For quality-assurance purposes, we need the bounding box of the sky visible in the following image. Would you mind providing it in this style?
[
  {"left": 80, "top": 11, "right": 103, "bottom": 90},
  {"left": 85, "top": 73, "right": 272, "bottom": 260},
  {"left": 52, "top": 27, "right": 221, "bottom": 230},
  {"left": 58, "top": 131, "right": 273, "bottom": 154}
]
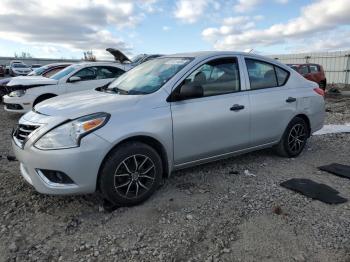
[{"left": 0, "top": 0, "right": 349, "bottom": 60}]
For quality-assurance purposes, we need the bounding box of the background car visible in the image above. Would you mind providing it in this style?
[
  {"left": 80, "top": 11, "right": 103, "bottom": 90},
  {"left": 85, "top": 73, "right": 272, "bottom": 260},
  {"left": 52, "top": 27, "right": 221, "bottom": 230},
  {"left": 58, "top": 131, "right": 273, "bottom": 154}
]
[
  {"left": 30, "top": 64, "right": 42, "bottom": 70},
  {"left": 9, "top": 62, "right": 32, "bottom": 76},
  {"left": 3, "top": 62, "right": 126, "bottom": 112},
  {"left": 0, "top": 65, "right": 5, "bottom": 77},
  {"left": 288, "top": 63, "right": 327, "bottom": 90},
  {"left": 27, "top": 63, "right": 72, "bottom": 78},
  {"left": 0, "top": 63, "right": 72, "bottom": 99}
]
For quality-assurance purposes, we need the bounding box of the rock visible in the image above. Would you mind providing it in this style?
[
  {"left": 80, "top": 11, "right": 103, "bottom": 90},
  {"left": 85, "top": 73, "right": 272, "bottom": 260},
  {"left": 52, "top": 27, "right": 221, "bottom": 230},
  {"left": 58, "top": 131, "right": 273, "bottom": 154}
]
[
  {"left": 186, "top": 214, "right": 193, "bottom": 220},
  {"left": 293, "top": 254, "right": 306, "bottom": 262},
  {"left": 9, "top": 242, "right": 18, "bottom": 252}
]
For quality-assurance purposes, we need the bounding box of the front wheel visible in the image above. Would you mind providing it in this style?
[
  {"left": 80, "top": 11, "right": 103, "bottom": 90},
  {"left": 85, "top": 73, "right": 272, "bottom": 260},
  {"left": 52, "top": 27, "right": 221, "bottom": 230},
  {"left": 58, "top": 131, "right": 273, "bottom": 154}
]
[
  {"left": 275, "top": 117, "right": 309, "bottom": 157},
  {"left": 99, "top": 142, "right": 163, "bottom": 206}
]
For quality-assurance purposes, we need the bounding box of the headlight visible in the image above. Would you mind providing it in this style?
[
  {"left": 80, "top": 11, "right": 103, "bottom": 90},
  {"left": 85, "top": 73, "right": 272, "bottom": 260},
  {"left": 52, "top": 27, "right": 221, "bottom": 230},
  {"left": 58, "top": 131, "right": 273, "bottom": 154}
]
[
  {"left": 34, "top": 112, "right": 110, "bottom": 150},
  {"left": 9, "top": 89, "right": 26, "bottom": 97}
]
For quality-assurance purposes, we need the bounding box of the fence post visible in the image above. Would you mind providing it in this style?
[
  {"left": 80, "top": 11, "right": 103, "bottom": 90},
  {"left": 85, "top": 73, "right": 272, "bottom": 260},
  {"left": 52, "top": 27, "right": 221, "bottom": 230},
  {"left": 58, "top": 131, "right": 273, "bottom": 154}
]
[
  {"left": 345, "top": 54, "right": 350, "bottom": 88},
  {"left": 305, "top": 56, "right": 311, "bottom": 63}
]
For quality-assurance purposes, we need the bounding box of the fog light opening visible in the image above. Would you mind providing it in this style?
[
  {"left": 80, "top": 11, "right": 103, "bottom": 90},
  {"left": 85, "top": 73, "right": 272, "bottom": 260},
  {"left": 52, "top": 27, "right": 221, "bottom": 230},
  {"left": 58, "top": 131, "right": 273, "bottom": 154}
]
[{"left": 37, "top": 169, "right": 75, "bottom": 185}]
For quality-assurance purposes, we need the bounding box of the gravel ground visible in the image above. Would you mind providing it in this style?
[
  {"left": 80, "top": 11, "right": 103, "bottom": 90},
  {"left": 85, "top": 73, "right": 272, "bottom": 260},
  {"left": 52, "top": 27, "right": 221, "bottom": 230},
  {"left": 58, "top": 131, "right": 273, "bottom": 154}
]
[{"left": 0, "top": 96, "right": 349, "bottom": 262}]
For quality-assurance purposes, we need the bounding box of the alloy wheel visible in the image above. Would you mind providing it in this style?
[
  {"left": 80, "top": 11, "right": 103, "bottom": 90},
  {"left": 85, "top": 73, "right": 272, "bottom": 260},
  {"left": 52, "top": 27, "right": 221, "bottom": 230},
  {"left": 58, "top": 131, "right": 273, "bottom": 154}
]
[
  {"left": 287, "top": 123, "right": 307, "bottom": 154},
  {"left": 114, "top": 154, "right": 156, "bottom": 199}
]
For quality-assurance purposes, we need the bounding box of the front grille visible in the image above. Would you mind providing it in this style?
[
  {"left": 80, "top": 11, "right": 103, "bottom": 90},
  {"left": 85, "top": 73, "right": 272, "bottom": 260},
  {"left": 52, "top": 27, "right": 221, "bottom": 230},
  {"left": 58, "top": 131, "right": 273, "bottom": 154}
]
[
  {"left": 5, "top": 103, "right": 23, "bottom": 110},
  {"left": 13, "top": 124, "right": 40, "bottom": 146}
]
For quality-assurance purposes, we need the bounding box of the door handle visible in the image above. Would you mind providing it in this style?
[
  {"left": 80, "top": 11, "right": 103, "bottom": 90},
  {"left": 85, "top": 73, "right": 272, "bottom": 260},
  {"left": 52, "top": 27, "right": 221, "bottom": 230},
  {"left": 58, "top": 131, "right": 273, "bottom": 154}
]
[
  {"left": 230, "top": 104, "right": 245, "bottom": 111},
  {"left": 286, "top": 97, "right": 296, "bottom": 103}
]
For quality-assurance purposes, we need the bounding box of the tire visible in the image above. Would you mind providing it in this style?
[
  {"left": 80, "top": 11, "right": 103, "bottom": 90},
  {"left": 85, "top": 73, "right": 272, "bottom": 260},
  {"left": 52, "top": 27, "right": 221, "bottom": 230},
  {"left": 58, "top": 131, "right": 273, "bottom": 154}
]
[
  {"left": 99, "top": 142, "right": 163, "bottom": 206},
  {"left": 33, "top": 95, "right": 56, "bottom": 107},
  {"left": 275, "top": 117, "right": 309, "bottom": 158}
]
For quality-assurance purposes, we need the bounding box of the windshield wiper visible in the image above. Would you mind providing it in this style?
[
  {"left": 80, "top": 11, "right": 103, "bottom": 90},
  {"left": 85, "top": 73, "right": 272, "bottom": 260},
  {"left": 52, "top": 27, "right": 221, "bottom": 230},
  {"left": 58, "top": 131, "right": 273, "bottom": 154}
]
[{"left": 108, "top": 87, "right": 129, "bottom": 94}]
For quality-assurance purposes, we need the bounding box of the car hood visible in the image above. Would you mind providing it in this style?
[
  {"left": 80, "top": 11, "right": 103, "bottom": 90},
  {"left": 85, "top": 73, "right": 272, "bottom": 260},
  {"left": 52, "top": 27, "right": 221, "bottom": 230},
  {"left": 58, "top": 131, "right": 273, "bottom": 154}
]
[
  {"left": 34, "top": 89, "right": 141, "bottom": 119},
  {"left": 7, "top": 76, "right": 57, "bottom": 87},
  {"left": 0, "top": 77, "right": 11, "bottom": 86}
]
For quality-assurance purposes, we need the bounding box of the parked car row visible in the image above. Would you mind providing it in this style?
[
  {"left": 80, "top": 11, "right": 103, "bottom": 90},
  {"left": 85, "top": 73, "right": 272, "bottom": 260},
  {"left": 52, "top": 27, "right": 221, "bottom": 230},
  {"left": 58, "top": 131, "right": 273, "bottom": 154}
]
[{"left": 5, "top": 51, "right": 325, "bottom": 207}]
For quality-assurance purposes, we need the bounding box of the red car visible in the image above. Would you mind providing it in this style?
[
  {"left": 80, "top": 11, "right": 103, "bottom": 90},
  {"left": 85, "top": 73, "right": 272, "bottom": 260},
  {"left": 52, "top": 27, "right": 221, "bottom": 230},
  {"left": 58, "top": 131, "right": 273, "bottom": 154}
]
[{"left": 288, "top": 63, "right": 327, "bottom": 90}]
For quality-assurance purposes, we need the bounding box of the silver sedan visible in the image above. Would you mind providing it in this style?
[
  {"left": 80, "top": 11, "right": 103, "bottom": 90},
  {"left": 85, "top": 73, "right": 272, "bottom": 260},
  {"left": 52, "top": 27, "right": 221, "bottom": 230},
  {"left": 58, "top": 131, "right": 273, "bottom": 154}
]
[{"left": 12, "top": 51, "right": 325, "bottom": 206}]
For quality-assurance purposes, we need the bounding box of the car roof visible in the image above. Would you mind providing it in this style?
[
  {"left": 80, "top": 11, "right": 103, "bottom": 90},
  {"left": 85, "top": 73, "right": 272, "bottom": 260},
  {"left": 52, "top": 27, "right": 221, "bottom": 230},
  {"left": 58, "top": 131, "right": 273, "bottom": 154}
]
[
  {"left": 44, "top": 62, "right": 72, "bottom": 67},
  {"left": 165, "top": 51, "right": 280, "bottom": 61},
  {"left": 73, "top": 61, "right": 125, "bottom": 68},
  {"left": 163, "top": 51, "right": 287, "bottom": 68}
]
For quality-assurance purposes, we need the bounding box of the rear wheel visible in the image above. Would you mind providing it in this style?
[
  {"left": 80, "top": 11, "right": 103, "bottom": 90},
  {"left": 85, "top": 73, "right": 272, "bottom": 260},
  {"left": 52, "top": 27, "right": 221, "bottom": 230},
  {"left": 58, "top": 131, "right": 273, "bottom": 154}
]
[
  {"left": 275, "top": 117, "right": 309, "bottom": 157},
  {"left": 99, "top": 142, "right": 162, "bottom": 206}
]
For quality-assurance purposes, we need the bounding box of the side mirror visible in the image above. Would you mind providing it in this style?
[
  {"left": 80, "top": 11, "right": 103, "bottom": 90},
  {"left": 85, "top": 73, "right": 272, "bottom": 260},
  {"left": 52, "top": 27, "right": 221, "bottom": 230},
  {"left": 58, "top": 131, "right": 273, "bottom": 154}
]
[
  {"left": 68, "top": 76, "right": 81, "bottom": 83},
  {"left": 178, "top": 83, "right": 203, "bottom": 100}
]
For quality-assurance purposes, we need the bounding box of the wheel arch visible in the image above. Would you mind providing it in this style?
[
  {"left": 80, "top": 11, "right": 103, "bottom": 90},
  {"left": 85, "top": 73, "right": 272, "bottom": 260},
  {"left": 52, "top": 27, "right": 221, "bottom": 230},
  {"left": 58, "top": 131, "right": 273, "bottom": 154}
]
[
  {"left": 293, "top": 114, "right": 311, "bottom": 137},
  {"left": 96, "top": 135, "right": 170, "bottom": 191},
  {"left": 33, "top": 93, "right": 57, "bottom": 106}
]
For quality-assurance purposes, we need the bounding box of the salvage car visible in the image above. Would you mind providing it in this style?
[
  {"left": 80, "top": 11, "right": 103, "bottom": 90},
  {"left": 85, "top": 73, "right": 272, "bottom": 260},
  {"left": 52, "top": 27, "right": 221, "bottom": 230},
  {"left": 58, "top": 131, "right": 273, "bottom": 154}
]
[
  {"left": 3, "top": 62, "right": 126, "bottom": 112},
  {"left": 11, "top": 51, "right": 325, "bottom": 206},
  {"left": 30, "top": 64, "right": 42, "bottom": 70},
  {"left": 27, "top": 63, "right": 72, "bottom": 78},
  {"left": 288, "top": 63, "right": 327, "bottom": 90},
  {"left": 1, "top": 63, "right": 72, "bottom": 98}
]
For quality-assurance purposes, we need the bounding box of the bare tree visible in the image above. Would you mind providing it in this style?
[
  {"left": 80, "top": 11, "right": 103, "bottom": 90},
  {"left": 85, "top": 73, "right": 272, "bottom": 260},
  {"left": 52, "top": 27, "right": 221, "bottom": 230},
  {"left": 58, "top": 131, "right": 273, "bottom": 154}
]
[
  {"left": 83, "top": 51, "right": 96, "bottom": 61},
  {"left": 14, "top": 52, "right": 33, "bottom": 58}
]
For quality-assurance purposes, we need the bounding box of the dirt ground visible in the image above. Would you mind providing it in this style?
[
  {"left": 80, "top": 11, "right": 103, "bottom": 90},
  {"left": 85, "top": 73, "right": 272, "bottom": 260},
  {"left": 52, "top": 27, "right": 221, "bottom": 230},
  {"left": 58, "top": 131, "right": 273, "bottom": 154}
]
[{"left": 0, "top": 95, "right": 349, "bottom": 262}]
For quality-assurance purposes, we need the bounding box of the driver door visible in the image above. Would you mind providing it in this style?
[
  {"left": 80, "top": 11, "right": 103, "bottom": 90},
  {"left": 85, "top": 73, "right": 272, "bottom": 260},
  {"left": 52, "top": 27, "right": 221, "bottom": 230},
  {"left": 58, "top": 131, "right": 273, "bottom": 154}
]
[{"left": 170, "top": 57, "right": 250, "bottom": 166}]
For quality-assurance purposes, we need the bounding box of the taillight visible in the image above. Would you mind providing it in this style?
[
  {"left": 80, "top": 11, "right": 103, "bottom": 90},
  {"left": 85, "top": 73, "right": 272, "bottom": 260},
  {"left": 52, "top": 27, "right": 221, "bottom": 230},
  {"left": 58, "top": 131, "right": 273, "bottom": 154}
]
[{"left": 313, "top": 87, "right": 325, "bottom": 97}]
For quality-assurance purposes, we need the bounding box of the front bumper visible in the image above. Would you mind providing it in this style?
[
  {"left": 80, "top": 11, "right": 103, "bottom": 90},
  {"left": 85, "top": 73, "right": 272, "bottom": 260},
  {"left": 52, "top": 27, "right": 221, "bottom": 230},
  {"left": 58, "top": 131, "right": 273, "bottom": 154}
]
[
  {"left": 12, "top": 123, "right": 112, "bottom": 195},
  {"left": 3, "top": 94, "right": 34, "bottom": 112}
]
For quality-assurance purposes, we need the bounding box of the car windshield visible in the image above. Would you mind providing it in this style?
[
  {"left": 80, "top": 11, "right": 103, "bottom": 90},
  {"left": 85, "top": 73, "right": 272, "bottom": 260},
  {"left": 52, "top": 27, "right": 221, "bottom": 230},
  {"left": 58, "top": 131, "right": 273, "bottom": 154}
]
[
  {"left": 28, "top": 65, "right": 48, "bottom": 76},
  {"left": 50, "top": 65, "right": 77, "bottom": 80},
  {"left": 107, "top": 57, "right": 192, "bottom": 95},
  {"left": 13, "top": 63, "right": 28, "bottom": 68}
]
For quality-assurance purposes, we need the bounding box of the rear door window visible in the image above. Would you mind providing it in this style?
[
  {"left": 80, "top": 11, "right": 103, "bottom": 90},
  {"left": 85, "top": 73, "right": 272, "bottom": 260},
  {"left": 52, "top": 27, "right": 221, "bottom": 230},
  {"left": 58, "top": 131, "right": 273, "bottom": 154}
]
[
  {"left": 245, "top": 58, "right": 290, "bottom": 90},
  {"left": 275, "top": 67, "right": 289, "bottom": 86}
]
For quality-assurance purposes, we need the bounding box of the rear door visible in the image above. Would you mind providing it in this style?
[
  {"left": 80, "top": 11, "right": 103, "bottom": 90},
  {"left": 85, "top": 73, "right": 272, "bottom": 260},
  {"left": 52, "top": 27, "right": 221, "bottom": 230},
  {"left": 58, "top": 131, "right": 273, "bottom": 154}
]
[
  {"left": 244, "top": 58, "right": 297, "bottom": 146},
  {"left": 171, "top": 56, "right": 251, "bottom": 165}
]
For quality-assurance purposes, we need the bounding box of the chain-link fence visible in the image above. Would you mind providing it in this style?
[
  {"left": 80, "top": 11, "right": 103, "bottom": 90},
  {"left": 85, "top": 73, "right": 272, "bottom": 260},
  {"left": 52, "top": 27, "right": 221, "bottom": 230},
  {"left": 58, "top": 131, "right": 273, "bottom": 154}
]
[{"left": 269, "top": 50, "right": 350, "bottom": 86}]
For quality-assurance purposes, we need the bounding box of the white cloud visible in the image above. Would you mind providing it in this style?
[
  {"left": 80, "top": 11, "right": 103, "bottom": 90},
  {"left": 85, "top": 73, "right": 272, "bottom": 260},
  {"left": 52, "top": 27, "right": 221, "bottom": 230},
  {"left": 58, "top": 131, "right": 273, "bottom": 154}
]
[
  {"left": 162, "top": 26, "right": 171, "bottom": 31},
  {"left": 202, "top": 0, "right": 350, "bottom": 52},
  {"left": 0, "top": 0, "right": 159, "bottom": 58},
  {"left": 174, "top": 0, "right": 211, "bottom": 23},
  {"left": 234, "top": 0, "right": 290, "bottom": 13},
  {"left": 234, "top": 0, "right": 261, "bottom": 13}
]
